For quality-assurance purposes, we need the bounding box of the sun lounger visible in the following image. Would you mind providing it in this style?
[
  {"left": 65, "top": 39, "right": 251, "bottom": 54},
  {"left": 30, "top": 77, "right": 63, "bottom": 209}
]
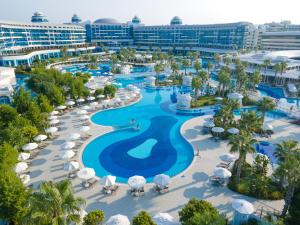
[{"left": 217, "top": 162, "right": 231, "bottom": 168}]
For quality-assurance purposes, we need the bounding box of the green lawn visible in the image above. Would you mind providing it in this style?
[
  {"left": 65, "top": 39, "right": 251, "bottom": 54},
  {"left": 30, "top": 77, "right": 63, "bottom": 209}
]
[{"left": 191, "top": 96, "right": 217, "bottom": 108}]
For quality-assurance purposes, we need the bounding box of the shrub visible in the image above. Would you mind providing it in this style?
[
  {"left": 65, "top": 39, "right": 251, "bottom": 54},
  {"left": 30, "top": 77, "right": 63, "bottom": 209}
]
[
  {"left": 83, "top": 210, "right": 105, "bottom": 225},
  {"left": 132, "top": 211, "right": 155, "bottom": 225}
]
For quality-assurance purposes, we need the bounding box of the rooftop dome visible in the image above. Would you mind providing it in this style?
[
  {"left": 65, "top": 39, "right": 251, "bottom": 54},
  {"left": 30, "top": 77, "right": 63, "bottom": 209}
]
[
  {"left": 132, "top": 16, "right": 141, "bottom": 24},
  {"left": 94, "top": 18, "right": 120, "bottom": 24},
  {"left": 170, "top": 16, "right": 182, "bottom": 25},
  {"left": 71, "top": 14, "right": 82, "bottom": 24},
  {"left": 31, "top": 11, "right": 48, "bottom": 23}
]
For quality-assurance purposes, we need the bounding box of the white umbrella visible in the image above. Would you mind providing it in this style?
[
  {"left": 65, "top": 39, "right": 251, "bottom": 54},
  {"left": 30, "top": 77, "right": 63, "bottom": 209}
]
[
  {"left": 97, "top": 94, "right": 105, "bottom": 98},
  {"left": 114, "top": 98, "right": 122, "bottom": 103},
  {"left": 56, "top": 105, "right": 66, "bottom": 110},
  {"left": 15, "top": 162, "right": 28, "bottom": 173},
  {"left": 45, "top": 127, "right": 58, "bottom": 134},
  {"left": 90, "top": 102, "right": 99, "bottom": 107},
  {"left": 76, "top": 98, "right": 85, "bottom": 103},
  {"left": 232, "top": 199, "right": 254, "bottom": 215},
  {"left": 262, "top": 123, "right": 274, "bottom": 131},
  {"left": 66, "top": 100, "right": 75, "bottom": 106},
  {"left": 102, "top": 99, "right": 111, "bottom": 104},
  {"left": 48, "top": 115, "right": 58, "bottom": 120},
  {"left": 49, "top": 119, "right": 60, "bottom": 125},
  {"left": 20, "top": 174, "right": 30, "bottom": 185},
  {"left": 77, "top": 168, "right": 95, "bottom": 180},
  {"left": 213, "top": 167, "right": 232, "bottom": 179},
  {"left": 79, "top": 115, "right": 89, "bottom": 121},
  {"left": 34, "top": 134, "right": 47, "bottom": 142},
  {"left": 79, "top": 126, "right": 90, "bottom": 133},
  {"left": 50, "top": 111, "right": 59, "bottom": 116},
  {"left": 68, "top": 133, "right": 81, "bottom": 141},
  {"left": 77, "top": 109, "right": 88, "bottom": 115},
  {"left": 203, "top": 121, "right": 215, "bottom": 128},
  {"left": 87, "top": 96, "right": 95, "bottom": 101},
  {"left": 212, "top": 127, "right": 224, "bottom": 133},
  {"left": 227, "top": 128, "right": 239, "bottom": 135},
  {"left": 81, "top": 105, "right": 90, "bottom": 110},
  {"left": 106, "top": 214, "right": 130, "bottom": 225},
  {"left": 101, "top": 175, "right": 116, "bottom": 187},
  {"left": 128, "top": 175, "right": 146, "bottom": 189},
  {"left": 220, "top": 153, "right": 237, "bottom": 162},
  {"left": 59, "top": 150, "right": 75, "bottom": 160},
  {"left": 64, "top": 161, "right": 80, "bottom": 171},
  {"left": 61, "top": 141, "right": 76, "bottom": 150},
  {"left": 153, "top": 174, "right": 171, "bottom": 187},
  {"left": 22, "top": 143, "right": 38, "bottom": 151},
  {"left": 153, "top": 213, "right": 176, "bottom": 225},
  {"left": 18, "top": 152, "right": 30, "bottom": 161}
]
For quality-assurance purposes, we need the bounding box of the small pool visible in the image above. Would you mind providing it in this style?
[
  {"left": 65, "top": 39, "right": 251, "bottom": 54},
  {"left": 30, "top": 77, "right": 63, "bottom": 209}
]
[{"left": 82, "top": 85, "right": 194, "bottom": 183}]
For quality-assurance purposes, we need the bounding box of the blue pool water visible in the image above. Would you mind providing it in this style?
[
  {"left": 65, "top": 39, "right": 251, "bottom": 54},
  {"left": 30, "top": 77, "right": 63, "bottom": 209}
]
[
  {"left": 82, "top": 87, "right": 194, "bottom": 183},
  {"left": 255, "top": 141, "right": 278, "bottom": 164}
]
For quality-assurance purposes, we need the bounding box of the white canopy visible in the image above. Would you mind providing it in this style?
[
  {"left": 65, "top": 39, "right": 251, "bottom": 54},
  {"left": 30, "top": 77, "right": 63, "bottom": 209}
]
[
  {"left": 77, "top": 168, "right": 96, "bottom": 180},
  {"left": 79, "top": 126, "right": 90, "bottom": 133},
  {"left": 59, "top": 150, "right": 75, "bottom": 160},
  {"left": 153, "top": 213, "right": 176, "bottom": 225},
  {"left": 18, "top": 152, "right": 30, "bottom": 161},
  {"left": 102, "top": 99, "right": 111, "bottom": 104},
  {"left": 50, "top": 111, "right": 59, "bottom": 116},
  {"left": 20, "top": 174, "right": 30, "bottom": 185},
  {"left": 262, "top": 123, "right": 274, "bottom": 131},
  {"left": 48, "top": 115, "right": 58, "bottom": 120},
  {"left": 49, "top": 119, "right": 60, "bottom": 125},
  {"left": 128, "top": 175, "right": 146, "bottom": 189},
  {"left": 22, "top": 143, "right": 38, "bottom": 151},
  {"left": 232, "top": 199, "right": 254, "bottom": 215},
  {"left": 15, "top": 162, "right": 28, "bottom": 173},
  {"left": 34, "top": 134, "right": 47, "bottom": 142},
  {"left": 106, "top": 214, "right": 130, "bottom": 225},
  {"left": 212, "top": 127, "right": 225, "bottom": 133},
  {"left": 101, "top": 175, "right": 116, "bottom": 187},
  {"left": 81, "top": 106, "right": 90, "bottom": 110},
  {"left": 45, "top": 127, "right": 58, "bottom": 134},
  {"left": 77, "top": 110, "right": 88, "bottom": 115},
  {"left": 68, "top": 133, "right": 81, "bottom": 141},
  {"left": 76, "top": 98, "right": 85, "bottom": 103},
  {"left": 153, "top": 174, "right": 171, "bottom": 187},
  {"left": 61, "top": 141, "right": 76, "bottom": 150},
  {"left": 203, "top": 121, "right": 215, "bottom": 128},
  {"left": 227, "top": 128, "right": 239, "bottom": 135},
  {"left": 220, "top": 153, "right": 237, "bottom": 162},
  {"left": 213, "top": 167, "right": 232, "bottom": 179},
  {"left": 64, "top": 161, "right": 80, "bottom": 171},
  {"left": 90, "top": 102, "right": 99, "bottom": 107},
  {"left": 56, "top": 105, "right": 66, "bottom": 110},
  {"left": 79, "top": 115, "right": 89, "bottom": 121},
  {"left": 87, "top": 96, "right": 95, "bottom": 101},
  {"left": 97, "top": 94, "right": 105, "bottom": 98},
  {"left": 66, "top": 100, "right": 75, "bottom": 106}
]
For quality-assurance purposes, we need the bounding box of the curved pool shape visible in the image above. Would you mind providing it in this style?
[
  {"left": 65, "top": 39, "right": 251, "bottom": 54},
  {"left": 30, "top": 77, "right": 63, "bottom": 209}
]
[{"left": 82, "top": 87, "right": 194, "bottom": 183}]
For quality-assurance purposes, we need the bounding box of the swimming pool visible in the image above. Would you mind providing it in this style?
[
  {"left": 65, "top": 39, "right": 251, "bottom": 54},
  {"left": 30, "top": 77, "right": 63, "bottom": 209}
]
[{"left": 82, "top": 86, "right": 195, "bottom": 183}]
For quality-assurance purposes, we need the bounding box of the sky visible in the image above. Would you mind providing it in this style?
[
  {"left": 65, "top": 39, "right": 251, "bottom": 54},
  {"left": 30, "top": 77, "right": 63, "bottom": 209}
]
[{"left": 1, "top": 0, "right": 300, "bottom": 25}]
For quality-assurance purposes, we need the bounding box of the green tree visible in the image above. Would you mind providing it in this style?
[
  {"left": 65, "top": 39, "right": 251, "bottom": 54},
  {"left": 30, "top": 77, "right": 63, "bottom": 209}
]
[
  {"left": 24, "top": 102, "right": 46, "bottom": 131},
  {"left": 13, "top": 87, "right": 32, "bottom": 114},
  {"left": 262, "top": 59, "right": 271, "bottom": 83},
  {"left": 182, "top": 59, "right": 190, "bottom": 75},
  {"left": 24, "top": 180, "right": 85, "bottom": 225},
  {"left": 83, "top": 210, "right": 105, "bottom": 225},
  {"left": 287, "top": 188, "right": 300, "bottom": 225},
  {"left": 239, "top": 111, "right": 262, "bottom": 134},
  {"left": 21, "top": 125, "right": 39, "bottom": 142},
  {"left": 179, "top": 199, "right": 227, "bottom": 225},
  {"left": 229, "top": 131, "right": 256, "bottom": 183},
  {"left": 214, "top": 53, "right": 222, "bottom": 67},
  {"left": 257, "top": 97, "right": 276, "bottom": 123},
  {"left": 218, "top": 67, "right": 231, "bottom": 97},
  {"left": 249, "top": 70, "right": 262, "bottom": 91},
  {"left": 104, "top": 85, "right": 117, "bottom": 98},
  {"left": 192, "top": 77, "right": 202, "bottom": 99},
  {"left": 194, "top": 61, "right": 201, "bottom": 73},
  {"left": 207, "top": 61, "right": 213, "bottom": 79},
  {"left": 0, "top": 104, "right": 18, "bottom": 129},
  {"left": 37, "top": 94, "right": 53, "bottom": 113},
  {"left": 278, "top": 61, "right": 288, "bottom": 85},
  {"left": 0, "top": 143, "right": 18, "bottom": 170},
  {"left": 132, "top": 211, "right": 155, "bottom": 225}
]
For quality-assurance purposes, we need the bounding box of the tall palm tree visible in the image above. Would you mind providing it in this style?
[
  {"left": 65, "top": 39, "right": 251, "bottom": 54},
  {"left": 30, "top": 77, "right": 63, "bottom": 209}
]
[
  {"left": 274, "top": 63, "right": 281, "bottom": 85},
  {"left": 218, "top": 68, "right": 231, "bottom": 97},
  {"left": 214, "top": 53, "right": 222, "bottom": 68},
  {"left": 249, "top": 70, "right": 262, "bottom": 91},
  {"left": 257, "top": 97, "right": 276, "bottom": 123},
  {"left": 262, "top": 59, "right": 271, "bottom": 83},
  {"left": 194, "top": 61, "right": 201, "bottom": 73},
  {"left": 192, "top": 77, "right": 202, "bottom": 99},
  {"left": 229, "top": 131, "right": 257, "bottom": 183},
  {"left": 273, "top": 140, "right": 300, "bottom": 217},
  {"left": 207, "top": 61, "right": 213, "bottom": 80},
  {"left": 279, "top": 61, "right": 288, "bottom": 85},
  {"left": 24, "top": 180, "right": 85, "bottom": 225},
  {"left": 182, "top": 59, "right": 190, "bottom": 75},
  {"left": 239, "top": 111, "right": 262, "bottom": 134}
]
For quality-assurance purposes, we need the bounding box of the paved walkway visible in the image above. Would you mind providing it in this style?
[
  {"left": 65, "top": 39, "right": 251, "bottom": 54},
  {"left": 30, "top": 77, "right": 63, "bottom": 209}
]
[{"left": 28, "top": 97, "right": 300, "bottom": 221}]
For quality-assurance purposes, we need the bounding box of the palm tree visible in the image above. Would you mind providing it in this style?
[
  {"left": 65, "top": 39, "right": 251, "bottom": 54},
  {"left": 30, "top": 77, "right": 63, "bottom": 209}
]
[
  {"left": 218, "top": 67, "right": 231, "bottom": 97},
  {"left": 278, "top": 61, "right": 288, "bottom": 85},
  {"left": 249, "top": 70, "right": 262, "bottom": 91},
  {"left": 192, "top": 77, "right": 202, "bottom": 99},
  {"left": 154, "top": 63, "right": 164, "bottom": 85},
  {"left": 223, "top": 55, "right": 232, "bottom": 66},
  {"left": 214, "top": 53, "right": 222, "bottom": 68},
  {"left": 262, "top": 59, "right": 271, "bottom": 83},
  {"left": 273, "top": 140, "right": 300, "bottom": 217},
  {"left": 24, "top": 180, "right": 85, "bottom": 225},
  {"left": 257, "top": 97, "right": 276, "bottom": 123},
  {"left": 239, "top": 111, "right": 262, "bottom": 134},
  {"left": 182, "top": 59, "right": 190, "bottom": 75},
  {"left": 229, "top": 131, "right": 257, "bottom": 183},
  {"left": 207, "top": 61, "right": 213, "bottom": 79},
  {"left": 274, "top": 63, "right": 281, "bottom": 85},
  {"left": 194, "top": 61, "right": 201, "bottom": 73}
]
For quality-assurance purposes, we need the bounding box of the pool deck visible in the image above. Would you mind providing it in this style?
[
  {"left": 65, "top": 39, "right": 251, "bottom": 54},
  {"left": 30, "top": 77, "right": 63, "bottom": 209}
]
[{"left": 27, "top": 98, "right": 300, "bottom": 221}]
